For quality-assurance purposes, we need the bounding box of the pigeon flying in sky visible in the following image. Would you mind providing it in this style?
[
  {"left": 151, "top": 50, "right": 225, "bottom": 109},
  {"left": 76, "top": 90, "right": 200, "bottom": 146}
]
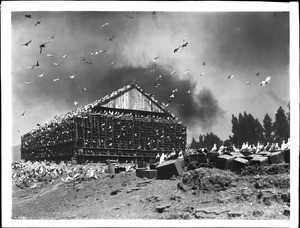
[
  {"left": 125, "top": 14, "right": 134, "bottom": 19},
  {"left": 48, "top": 33, "right": 55, "bottom": 39},
  {"left": 68, "top": 72, "right": 77, "bottom": 79},
  {"left": 174, "top": 47, "right": 180, "bottom": 53},
  {"left": 228, "top": 74, "right": 235, "bottom": 79},
  {"left": 100, "top": 22, "right": 109, "bottom": 29},
  {"left": 35, "top": 21, "right": 41, "bottom": 26},
  {"left": 259, "top": 76, "right": 271, "bottom": 86},
  {"left": 39, "top": 42, "right": 51, "bottom": 54},
  {"left": 181, "top": 42, "right": 189, "bottom": 48},
  {"left": 109, "top": 35, "right": 115, "bottom": 41},
  {"left": 21, "top": 40, "right": 32, "bottom": 46},
  {"left": 20, "top": 111, "right": 26, "bottom": 116},
  {"left": 24, "top": 14, "right": 32, "bottom": 19},
  {"left": 27, "top": 65, "right": 35, "bottom": 70},
  {"left": 24, "top": 81, "right": 32, "bottom": 85},
  {"left": 54, "top": 54, "right": 67, "bottom": 66}
]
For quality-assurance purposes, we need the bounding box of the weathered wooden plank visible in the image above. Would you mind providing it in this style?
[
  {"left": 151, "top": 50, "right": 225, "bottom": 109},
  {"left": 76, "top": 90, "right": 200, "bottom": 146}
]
[{"left": 103, "top": 88, "right": 163, "bottom": 113}]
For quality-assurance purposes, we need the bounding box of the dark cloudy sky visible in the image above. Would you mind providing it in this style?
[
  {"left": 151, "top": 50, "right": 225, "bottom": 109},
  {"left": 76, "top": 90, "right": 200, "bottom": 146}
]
[{"left": 11, "top": 9, "right": 290, "bottom": 146}]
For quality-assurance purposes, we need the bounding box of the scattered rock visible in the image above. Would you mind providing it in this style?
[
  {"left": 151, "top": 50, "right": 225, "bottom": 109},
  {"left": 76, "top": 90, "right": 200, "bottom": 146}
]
[
  {"left": 136, "top": 180, "right": 151, "bottom": 187},
  {"left": 283, "top": 208, "right": 290, "bottom": 216},
  {"left": 216, "top": 196, "right": 231, "bottom": 204},
  {"left": 194, "top": 210, "right": 217, "bottom": 219},
  {"left": 155, "top": 204, "right": 171, "bottom": 213},
  {"left": 253, "top": 210, "right": 264, "bottom": 217},
  {"left": 170, "top": 194, "right": 182, "bottom": 201},
  {"left": 230, "top": 182, "right": 237, "bottom": 187},
  {"left": 263, "top": 196, "right": 272, "bottom": 206},
  {"left": 169, "top": 175, "right": 176, "bottom": 180},
  {"left": 227, "top": 210, "right": 243, "bottom": 218},
  {"left": 110, "top": 189, "right": 122, "bottom": 195},
  {"left": 183, "top": 206, "right": 194, "bottom": 213},
  {"left": 281, "top": 192, "right": 290, "bottom": 203},
  {"left": 177, "top": 182, "right": 188, "bottom": 192},
  {"left": 167, "top": 212, "right": 192, "bottom": 220},
  {"left": 187, "top": 161, "right": 197, "bottom": 171},
  {"left": 146, "top": 195, "right": 162, "bottom": 203}
]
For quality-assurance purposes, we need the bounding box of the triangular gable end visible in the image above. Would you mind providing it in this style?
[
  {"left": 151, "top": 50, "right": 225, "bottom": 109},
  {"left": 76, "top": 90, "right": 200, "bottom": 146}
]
[{"left": 100, "top": 85, "right": 166, "bottom": 113}]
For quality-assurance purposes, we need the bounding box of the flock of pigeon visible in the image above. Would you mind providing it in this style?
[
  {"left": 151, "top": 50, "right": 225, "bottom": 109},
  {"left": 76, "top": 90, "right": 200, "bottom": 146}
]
[
  {"left": 193, "top": 139, "right": 290, "bottom": 156},
  {"left": 19, "top": 12, "right": 272, "bottom": 135},
  {"left": 12, "top": 159, "right": 136, "bottom": 189},
  {"left": 19, "top": 13, "right": 123, "bottom": 133}
]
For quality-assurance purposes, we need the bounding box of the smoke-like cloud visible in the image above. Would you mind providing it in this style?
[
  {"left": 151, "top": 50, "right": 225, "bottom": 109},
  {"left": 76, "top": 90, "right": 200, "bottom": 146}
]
[{"left": 98, "top": 64, "right": 224, "bottom": 129}]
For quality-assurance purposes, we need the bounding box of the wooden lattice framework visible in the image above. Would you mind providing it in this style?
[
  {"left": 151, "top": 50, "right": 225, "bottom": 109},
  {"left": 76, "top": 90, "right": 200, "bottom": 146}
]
[{"left": 21, "top": 84, "right": 187, "bottom": 162}]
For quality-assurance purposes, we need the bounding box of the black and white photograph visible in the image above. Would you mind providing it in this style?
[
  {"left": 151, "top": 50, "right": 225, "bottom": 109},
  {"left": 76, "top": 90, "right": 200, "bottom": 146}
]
[{"left": 1, "top": 1, "right": 299, "bottom": 227}]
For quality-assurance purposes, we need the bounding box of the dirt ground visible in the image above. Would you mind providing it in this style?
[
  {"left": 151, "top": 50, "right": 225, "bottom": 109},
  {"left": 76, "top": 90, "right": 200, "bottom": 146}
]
[{"left": 12, "top": 162, "right": 290, "bottom": 220}]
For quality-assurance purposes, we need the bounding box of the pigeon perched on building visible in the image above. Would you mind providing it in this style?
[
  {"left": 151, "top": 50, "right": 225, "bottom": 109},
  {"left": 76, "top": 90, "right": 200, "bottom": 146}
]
[
  {"left": 210, "top": 143, "right": 217, "bottom": 153},
  {"left": 264, "top": 142, "right": 270, "bottom": 151},
  {"left": 159, "top": 153, "right": 166, "bottom": 165},
  {"left": 240, "top": 142, "right": 249, "bottom": 152},
  {"left": 281, "top": 138, "right": 290, "bottom": 151},
  {"left": 256, "top": 141, "right": 264, "bottom": 153},
  {"left": 232, "top": 144, "right": 239, "bottom": 152}
]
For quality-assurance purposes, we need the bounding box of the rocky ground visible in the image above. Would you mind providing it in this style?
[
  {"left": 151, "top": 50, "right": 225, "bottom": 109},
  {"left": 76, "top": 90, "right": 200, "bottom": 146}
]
[{"left": 12, "top": 161, "right": 290, "bottom": 220}]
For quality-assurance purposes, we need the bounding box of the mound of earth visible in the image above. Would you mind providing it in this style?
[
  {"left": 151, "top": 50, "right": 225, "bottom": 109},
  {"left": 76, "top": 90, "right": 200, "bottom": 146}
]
[{"left": 181, "top": 168, "right": 236, "bottom": 192}]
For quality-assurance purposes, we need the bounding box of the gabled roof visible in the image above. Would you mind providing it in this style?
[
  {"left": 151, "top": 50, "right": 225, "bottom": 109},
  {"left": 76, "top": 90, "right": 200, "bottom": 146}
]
[
  {"left": 72, "top": 83, "right": 172, "bottom": 116},
  {"left": 25, "top": 83, "right": 179, "bottom": 136},
  {"left": 90, "top": 83, "right": 169, "bottom": 113}
]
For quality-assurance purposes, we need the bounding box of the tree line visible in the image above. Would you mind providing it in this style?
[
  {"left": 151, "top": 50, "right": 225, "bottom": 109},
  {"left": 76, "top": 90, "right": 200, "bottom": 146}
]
[{"left": 190, "top": 105, "right": 290, "bottom": 150}]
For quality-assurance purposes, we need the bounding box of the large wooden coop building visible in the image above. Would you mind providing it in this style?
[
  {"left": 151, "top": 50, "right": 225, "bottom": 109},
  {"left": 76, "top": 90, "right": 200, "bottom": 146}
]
[{"left": 21, "top": 84, "right": 187, "bottom": 162}]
